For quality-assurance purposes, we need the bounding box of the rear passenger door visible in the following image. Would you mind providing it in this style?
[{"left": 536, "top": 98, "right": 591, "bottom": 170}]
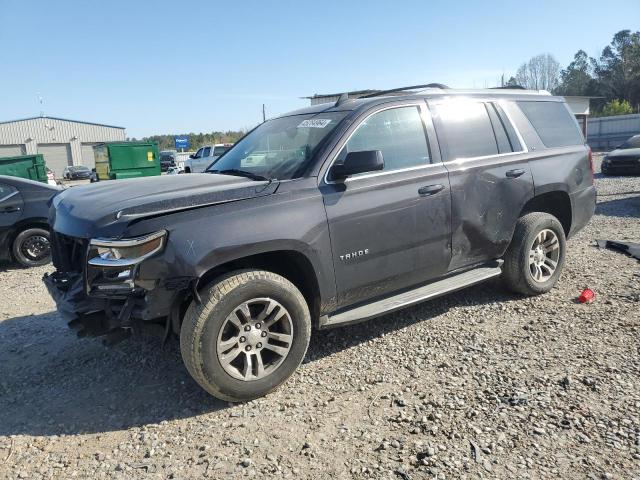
[{"left": 429, "top": 98, "right": 534, "bottom": 270}]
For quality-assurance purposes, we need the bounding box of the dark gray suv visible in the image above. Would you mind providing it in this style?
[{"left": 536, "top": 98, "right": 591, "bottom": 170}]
[{"left": 44, "top": 86, "right": 596, "bottom": 401}]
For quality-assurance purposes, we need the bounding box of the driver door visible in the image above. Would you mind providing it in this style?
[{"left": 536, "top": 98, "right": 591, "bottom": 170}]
[{"left": 321, "top": 103, "right": 452, "bottom": 308}]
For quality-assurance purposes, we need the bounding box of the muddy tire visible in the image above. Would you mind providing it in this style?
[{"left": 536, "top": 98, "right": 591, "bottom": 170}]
[
  {"left": 180, "top": 270, "right": 311, "bottom": 402},
  {"left": 502, "top": 212, "right": 567, "bottom": 296}
]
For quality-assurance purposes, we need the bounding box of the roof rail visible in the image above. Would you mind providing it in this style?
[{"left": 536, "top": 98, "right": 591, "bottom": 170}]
[
  {"left": 334, "top": 92, "right": 349, "bottom": 106},
  {"left": 491, "top": 85, "right": 527, "bottom": 90},
  {"left": 360, "top": 83, "right": 450, "bottom": 99}
]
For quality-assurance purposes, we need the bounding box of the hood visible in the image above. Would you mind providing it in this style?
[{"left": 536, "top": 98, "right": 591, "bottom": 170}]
[
  {"left": 51, "top": 173, "right": 279, "bottom": 238},
  {"left": 607, "top": 147, "right": 640, "bottom": 158}
]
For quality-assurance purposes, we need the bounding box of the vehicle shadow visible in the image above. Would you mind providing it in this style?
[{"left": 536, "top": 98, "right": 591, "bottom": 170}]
[
  {"left": 0, "top": 279, "right": 522, "bottom": 437},
  {"left": 595, "top": 194, "right": 640, "bottom": 218}
]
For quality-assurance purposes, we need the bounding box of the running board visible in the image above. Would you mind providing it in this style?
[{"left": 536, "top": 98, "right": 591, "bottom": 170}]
[{"left": 319, "top": 262, "right": 503, "bottom": 329}]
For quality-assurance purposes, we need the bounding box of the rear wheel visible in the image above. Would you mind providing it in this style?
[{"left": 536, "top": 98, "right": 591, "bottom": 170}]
[
  {"left": 12, "top": 227, "right": 51, "bottom": 267},
  {"left": 180, "top": 270, "right": 311, "bottom": 402},
  {"left": 502, "top": 212, "right": 566, "bottom": 295}
]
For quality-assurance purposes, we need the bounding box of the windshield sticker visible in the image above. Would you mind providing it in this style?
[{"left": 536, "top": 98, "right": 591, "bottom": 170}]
[{"left": 298, "top": 119, "right": 332, "bottom": 129}]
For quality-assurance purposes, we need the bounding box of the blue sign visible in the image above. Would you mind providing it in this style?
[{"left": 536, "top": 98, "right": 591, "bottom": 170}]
[{"left": 175, "top": 136, "right": 189, "bottom": 149}]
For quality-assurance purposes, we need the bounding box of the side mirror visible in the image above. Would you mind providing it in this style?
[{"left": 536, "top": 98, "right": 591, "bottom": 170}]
[
  {"left": 189, "top": 154, "right": 196, "bottom": 159},
  {"left": 329, "top": 150, "right": 384, "bottom": 181}
]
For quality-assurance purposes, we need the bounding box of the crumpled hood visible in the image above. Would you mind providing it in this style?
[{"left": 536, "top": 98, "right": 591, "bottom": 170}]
[{"left": 51, "top": 173, "right": 279, "bottom": 238}]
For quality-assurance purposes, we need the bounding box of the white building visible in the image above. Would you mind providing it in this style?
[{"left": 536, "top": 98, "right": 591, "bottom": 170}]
[{"left": 0, "top": 116, "right": 126, "bottom": 177}]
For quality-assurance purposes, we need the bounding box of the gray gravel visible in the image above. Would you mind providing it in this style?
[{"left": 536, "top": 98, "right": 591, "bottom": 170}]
[{"left": 1, "top": 155, "right": 639, "bottom": 479}]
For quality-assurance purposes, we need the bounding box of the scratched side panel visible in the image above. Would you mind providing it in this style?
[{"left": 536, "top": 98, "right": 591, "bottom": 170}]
[
  {"left": 127, "top": 178, "right": 338, "bottom": 314},
  {"left": 445, "top": 154, "right": 535, "bottom": 271}
]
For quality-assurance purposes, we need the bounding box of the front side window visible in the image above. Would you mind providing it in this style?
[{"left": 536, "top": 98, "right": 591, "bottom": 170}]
[
  {"left": 432, "top": 100, "right": 499, "bottom": 161},
  {"left": 207, "top": 112, "right": 347, "bottom": 180},
  {"left": 517, "top": 101, "right": 584, "bottom": 148},
  {"left": 194, "top": 148, "right": 203, "bottom": 159},
  {"left": 337, "top": 106, "right": 430, "bottom": 172}
]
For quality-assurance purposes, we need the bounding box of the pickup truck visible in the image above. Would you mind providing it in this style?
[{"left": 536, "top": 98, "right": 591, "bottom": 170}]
[
  {"left": 43, "top": 85, "right": 596, "bottom": 401},
  {"left": 183, "top": 144, "right": 233, "bottom": 173}
]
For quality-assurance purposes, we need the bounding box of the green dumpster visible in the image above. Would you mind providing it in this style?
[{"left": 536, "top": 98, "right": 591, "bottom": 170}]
[
  {"left": 0, "top": 154, "right": 48, "bottom": 183},
  {"left": 94, "top": 142, "right": 160, "bottom": 180}
]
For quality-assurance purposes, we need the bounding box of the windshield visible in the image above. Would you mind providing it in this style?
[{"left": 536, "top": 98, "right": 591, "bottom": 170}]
[
  {"left": 70, "top": 166, "right": 89, "bottom": 172},
  {"left": 206, "top": 112, "right": 347, "bottom": 180},
  {"left": 618, "top": 135, "right": 640, "bottom": 150}
]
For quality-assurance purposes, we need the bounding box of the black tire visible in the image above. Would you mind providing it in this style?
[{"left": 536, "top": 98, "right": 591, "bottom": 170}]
[
  {"left": 12, "top": 227, "right": 52, "bottom": 267},
  {"left": 180, "top": 270, "right": 311, "bottom": 402},
  {"left": 184, "top": 167, "right": 191, "bottom": 173},
  {"left": 502, "top": 212, "right": 566, "bottom": 296}
]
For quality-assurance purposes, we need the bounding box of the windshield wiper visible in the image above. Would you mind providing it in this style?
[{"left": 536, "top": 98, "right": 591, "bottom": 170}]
[{"left": 209, "top": 169, "right": 271, "bottom": 181}]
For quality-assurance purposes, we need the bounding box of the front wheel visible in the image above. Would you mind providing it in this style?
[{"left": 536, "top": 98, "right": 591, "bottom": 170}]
[
  {"left": 502, "top": 212, "right": 566, "bottom": 296},
  {"left": 180, "top": 270, "right": 311, "bottom": 402},
  {"left": 12, "top": 227, "right": 52, "bottom": 267}
]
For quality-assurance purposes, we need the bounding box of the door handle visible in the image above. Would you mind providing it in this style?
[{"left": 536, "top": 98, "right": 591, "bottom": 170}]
[
  {"left": 1, "top": 206, "right": 21, "bottom": 213},
  {"left": 506, "top": 169, "right": 525, "bottom": 178},
  {"left": 418, "top": 184, "right": 444, "bottom": 196}
]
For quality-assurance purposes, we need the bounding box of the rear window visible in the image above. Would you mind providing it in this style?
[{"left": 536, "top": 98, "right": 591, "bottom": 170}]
[
  {"left": 213, "top": 146, "right": 230, "bottom": 156},
  {"left": 0, "top": 183, "right": 17, "bottom": 202},
  {"left": 517, "top": 101, "right": 584, "bottom": 148},
  {"left": 432, "top": 100, "right": 499, "bottom": 160}
]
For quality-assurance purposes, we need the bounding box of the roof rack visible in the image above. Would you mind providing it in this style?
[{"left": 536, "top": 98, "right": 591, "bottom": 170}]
[
  {"left": 491, "top": 85, "right": 527, "bottom": 90},
  {"left": 360, "top": 83, "right": 450, "bottom": 99}
]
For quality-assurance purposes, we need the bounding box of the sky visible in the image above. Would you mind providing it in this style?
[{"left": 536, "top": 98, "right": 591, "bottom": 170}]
[{"left": 1, "top": 0, "right": 639, "bottom": 138}]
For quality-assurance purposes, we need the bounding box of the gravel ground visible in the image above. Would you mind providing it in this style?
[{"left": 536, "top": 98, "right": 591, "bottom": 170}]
[{"left": 1, "top": 155, "right": 639, "bottom": 480}]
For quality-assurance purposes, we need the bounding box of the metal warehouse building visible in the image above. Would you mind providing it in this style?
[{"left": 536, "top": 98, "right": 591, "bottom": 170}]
[{"left": 0, "top": 116, "right": 126, "bottom": 178}]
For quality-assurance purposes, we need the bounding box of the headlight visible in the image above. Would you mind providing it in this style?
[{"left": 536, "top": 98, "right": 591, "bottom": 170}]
[{"left": 88, "top": 230, "right": 166, "bottom": 267}]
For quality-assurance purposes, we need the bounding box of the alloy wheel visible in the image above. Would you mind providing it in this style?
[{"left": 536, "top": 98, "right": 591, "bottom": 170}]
[{"left": 216, "top": 298, "right": 294, "bottom": 381}]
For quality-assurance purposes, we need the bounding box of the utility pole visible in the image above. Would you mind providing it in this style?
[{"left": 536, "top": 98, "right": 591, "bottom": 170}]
[
  {"left": 37, "top": 92, "right": 44, "bottom": 117},
  {"left": 262, "top": 104, "right": 266, "bottom": 123}
]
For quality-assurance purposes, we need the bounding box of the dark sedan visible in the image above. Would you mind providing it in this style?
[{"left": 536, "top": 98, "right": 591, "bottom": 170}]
[
  {"left": 63, "top": 165, "right": 92, "bottom": 180},
  {"left": 602, "top": 134, "right": 640, "bottom": 175},
  {"left": 0, "top": 176, "right": 60, "bottom": 267}
]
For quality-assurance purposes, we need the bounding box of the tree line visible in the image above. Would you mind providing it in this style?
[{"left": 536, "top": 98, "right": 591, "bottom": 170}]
[
  {"left": 506, "top": 29, "right": 640, "bottom": 116},
  {"left": 130, "top": 130, "right": 248, "bottom": 152}
]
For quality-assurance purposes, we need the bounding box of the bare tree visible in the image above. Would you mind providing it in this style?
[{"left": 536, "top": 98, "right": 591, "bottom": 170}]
[{"left": 515, "top": 53, "right": 561, "bottom": 91}]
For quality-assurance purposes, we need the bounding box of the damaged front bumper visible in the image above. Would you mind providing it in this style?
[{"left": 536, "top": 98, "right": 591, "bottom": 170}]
[{"left": 43, "top": 268, "right": 193, "bottom": 344}]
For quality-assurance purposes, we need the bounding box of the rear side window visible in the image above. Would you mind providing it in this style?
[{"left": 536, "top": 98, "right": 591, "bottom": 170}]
[
  {"left": 517, "top": 101, "right": 584, "bottom": 148},
  {"left": 203, "top": 147, "right": 212, "bottom": 157},
  {"left": 432, "top": 101, "right": 499, "bottom": 160}
]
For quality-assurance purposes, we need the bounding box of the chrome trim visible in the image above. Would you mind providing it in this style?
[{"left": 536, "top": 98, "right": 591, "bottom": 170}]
[
  {"left": 323, "top": 102, "right": 432, "bottom": 185},
  {"left": 88, "top": 230, "right": 166, "bottom": 267},
  {"left": 0, "top": 190, "right": 19, "bottom": 203},
  {"left": 90, "top": 230, "right": 166, "bottom": 248},
  {"left": 497, "top": 99, "right": 529, "bottom": 154}
]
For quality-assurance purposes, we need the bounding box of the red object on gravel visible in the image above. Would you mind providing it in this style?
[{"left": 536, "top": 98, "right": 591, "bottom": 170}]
[{"left": 578, "top": 288, "right": 595, "bottom": 303}]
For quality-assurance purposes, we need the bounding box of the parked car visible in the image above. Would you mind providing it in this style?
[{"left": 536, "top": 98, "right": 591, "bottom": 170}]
[
  {"left": 63, "top": 165, "right": 92, "bottom": 180},
  {"left": 601, "top": 134, "right": 640, "bottom": 175},
  {"left": 44, "top": 86, "right": 595, "bottom": 402},
  {"left": 160, "top": 150, "right": 177, "bottom": 172},
  {"left": 183, "top": 143, "right": 233, "bottom": 173},
  {"left": 0, "top": 175, "right": 60, "bottom": 267}
]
